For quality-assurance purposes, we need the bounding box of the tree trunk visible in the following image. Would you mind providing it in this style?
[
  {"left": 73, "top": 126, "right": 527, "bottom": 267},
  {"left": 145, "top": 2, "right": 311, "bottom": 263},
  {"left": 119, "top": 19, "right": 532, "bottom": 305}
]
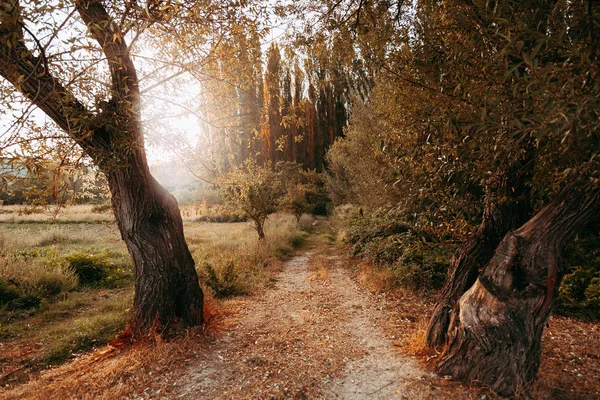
[
  {"left": 106, "top": 157, "right": 203, "bottom": 335},
  {"left": 425, "top": 198, "right": 530, "bottom": 348},
  {"left": 254, "top": 217, "right": 266, "bottom": 240},
  {"left": 435, "top": 173, "right": 600, "bottom": 396},
  {"left": 427, "top": 154, "right": 534, "bottom": 349}
]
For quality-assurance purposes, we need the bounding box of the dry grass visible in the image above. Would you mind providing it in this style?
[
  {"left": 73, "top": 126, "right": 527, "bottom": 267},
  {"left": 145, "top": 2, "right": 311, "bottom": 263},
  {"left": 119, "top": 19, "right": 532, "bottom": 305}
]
[
  {"left": 264, "top": 213, "right": 306, "bottom": 256},
  {"left": 0, "top": 210, "right": 306, "bottom": 390},
  {"left": 0, "top": 254, "right": 78, "bottom": 297},
  {"left": 0, "top": 205, "right": 114, "bottom": 224},
  {"left": 0, "top": 299, "right": 242, "bottom": 400},
  {"left": 188, "top": 213, "right": 307, "bottom": 298},
  {"left": 0, "top": 210, "right": 308, "bottom": 390},
  {"left": 354, "top": 261, "right": 397, "bottom": 293},
  {"left": 0, "top": 223, "right": 122, "bottom": 254},
  {"left": 403, "top": 323, "right": 433, "bottom": 359}
]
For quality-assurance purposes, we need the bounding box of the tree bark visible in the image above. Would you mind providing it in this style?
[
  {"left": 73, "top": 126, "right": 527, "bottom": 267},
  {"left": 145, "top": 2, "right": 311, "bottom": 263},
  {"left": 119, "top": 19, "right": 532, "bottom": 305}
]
[
  {"left": 107, "top": 161, "right": 202, "bottom": 333},
  {"left": 427, "top": 156, "right": 534, "bottom": 349},
  {"left": 75, "top": 0, "right": 204, "bottom": 335},
  {"left": 425, "top": 197, "right": 530, "bottom": 348},
  {"left": 434, "top": 169, "right": 600, "bottom": 396},
  {"left": 254, "top": 217, "right": 266, "bottom": 240}
]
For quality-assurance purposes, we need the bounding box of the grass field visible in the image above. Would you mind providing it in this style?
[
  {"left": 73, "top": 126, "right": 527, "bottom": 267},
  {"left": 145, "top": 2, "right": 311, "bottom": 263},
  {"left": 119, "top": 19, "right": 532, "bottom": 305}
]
[
  {"left": 0, "top": 205, "right": 309, "bottom": 385},
  {"left": 0, "top": 205, "right": 114, "bottom": 224}
]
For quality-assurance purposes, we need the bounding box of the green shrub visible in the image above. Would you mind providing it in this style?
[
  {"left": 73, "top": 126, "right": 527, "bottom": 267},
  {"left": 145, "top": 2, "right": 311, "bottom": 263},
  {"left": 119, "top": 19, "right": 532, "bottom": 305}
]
[
  {"left": 0, "top": 252, "right": 78, "bottom": 305},
  {"left": 201, "top": 260, "right": 243, "bottom": 297},
  {"left": 65, "top": 249, "right": 132, "bottom": 288},
  {"left": 0, "top": 280, "right": 21, "bottom": 303},
  {"left": 557, "top": 268, "right": 600, "bottom": 320},
  {"left": 392, "top": 241, "right": 453, "bottom": 289},
  {"left": 341, "top": 207, "right": 455, "bottom": 291},
  {"left": 196, "top": 254, "right": 263, "bottom": 298},
  {"left": 17, "top": 246, "right": 55, "bottom": 258},
  {"left": 556, "top": 219, "right": 600, "bottom": 320},
  {"left": 560, "top": 268, "right": 595, "bottom": 302},
  {"left": 585, "top": 278, "right": 600, "bottom": 311},
  {"left": 66, "top": 252, "right": 109, "bottom": 286}
]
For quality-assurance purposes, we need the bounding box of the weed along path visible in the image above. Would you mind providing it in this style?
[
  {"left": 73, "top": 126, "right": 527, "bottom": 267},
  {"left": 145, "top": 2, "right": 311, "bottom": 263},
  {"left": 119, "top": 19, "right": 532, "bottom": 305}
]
[{"left": 175, "top": 243, "right": 449, "bottom": 399}]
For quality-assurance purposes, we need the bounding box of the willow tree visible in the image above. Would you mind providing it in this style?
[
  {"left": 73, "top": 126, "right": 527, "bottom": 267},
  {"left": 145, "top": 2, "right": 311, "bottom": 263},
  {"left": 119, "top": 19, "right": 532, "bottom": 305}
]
[
  {"left": 320, "top": 0, "right": 599, "bottom": 394},
  {"left": 424, "top": 0, "right": 600, "bottom": 394},
  {"left": 0, "top": 0, "right": 202, "bottom": 335}
]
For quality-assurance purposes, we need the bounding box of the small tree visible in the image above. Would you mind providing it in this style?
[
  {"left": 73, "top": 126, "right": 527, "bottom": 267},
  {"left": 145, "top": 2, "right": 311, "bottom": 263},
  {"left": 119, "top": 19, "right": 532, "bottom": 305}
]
[
  {"left": 276, "top": 162, "right": 327, "bottom": 222},
  {"left": 280, "top": 182, "right": 309, "bottom": 222},
  {"left": 219, "top": 160, "right": 283, "bottom": 240},
  {"left": 276, "top": 162, "right": 309, "bottom": 222}
]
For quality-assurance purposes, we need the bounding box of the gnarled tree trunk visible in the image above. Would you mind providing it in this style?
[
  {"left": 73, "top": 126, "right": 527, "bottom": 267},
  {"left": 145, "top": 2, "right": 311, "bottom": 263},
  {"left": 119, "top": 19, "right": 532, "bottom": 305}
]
[
  {"left": 435, "top": 171, "right": 600, "bottom": 396},
  {"left": 75, "top": 1, "right": 204, "bottom": 335},
  {"left": 425, "top": 198, "right": 530, "bottom": 348},
  {"left": 106, "top": 153, "right": 202, "bottom": 334},
  {"left": 427, "top": 153, "right": 534, "bottom": 349}
]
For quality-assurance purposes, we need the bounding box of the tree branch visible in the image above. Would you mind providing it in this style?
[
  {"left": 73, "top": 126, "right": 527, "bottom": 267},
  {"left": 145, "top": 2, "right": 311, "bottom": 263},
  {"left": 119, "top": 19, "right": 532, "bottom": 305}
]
[
  {"left": 75, "top": 0, "right": 140, "bottom": 109},
  {"left": 0, "top": 0, "right": 93, "bottom": 139}
]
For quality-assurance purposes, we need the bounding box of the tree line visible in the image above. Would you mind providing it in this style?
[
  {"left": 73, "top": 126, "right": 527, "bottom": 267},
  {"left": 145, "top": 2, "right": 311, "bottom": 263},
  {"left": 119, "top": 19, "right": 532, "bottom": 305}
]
[{"left": 198, "top": 34, "right": 368, "bottom": 174}]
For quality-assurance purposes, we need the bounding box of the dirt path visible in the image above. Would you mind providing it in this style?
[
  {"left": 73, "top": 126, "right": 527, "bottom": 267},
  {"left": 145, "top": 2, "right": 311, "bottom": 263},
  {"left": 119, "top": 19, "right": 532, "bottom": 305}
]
[{"left": 174, "top": 246, "right": 436, "bottom": 399}]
